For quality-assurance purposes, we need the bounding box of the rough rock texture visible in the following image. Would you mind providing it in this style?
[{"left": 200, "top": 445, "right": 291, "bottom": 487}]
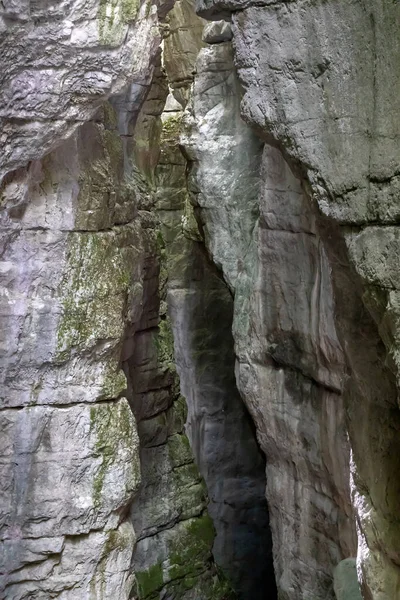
[
  {"left": 0, "top": 3, "right": 220, "bottom": 598},
  {"left": 118, "top": 62, "right": 227, "bottom": 600},
  {"left": 157, "top": 19, "right": 276, "bottom": 599},
  {"left": 0, "top": 0, "right": 164, "bottom": 181},
  {"left": 182, "top": 27, "right": 356, "bottom": 599},
  {"left": 3, "top": 1, "right": 400, "bottom": 599},
  {"left": 0, "top": 101, "right": 144, "bottom": 599},
  {"left": 162, "top": 0, "right": 205, "bottom": 106},
  {"left": 186, "top": 1, "right": 400, "bottom": 599},
  {"left": 334, "top": 559, "right": 363, "bottom": 600}
]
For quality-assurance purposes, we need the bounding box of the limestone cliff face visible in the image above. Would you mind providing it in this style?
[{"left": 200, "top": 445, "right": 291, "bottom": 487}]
[
  {"left": 182, "top": 1, "right": 400, "bottom": 599},
  {"left": 0, "top": 3, "right": 222, "bottom": 599},
  {"left": 157, "top": 38, "right": 276, "bottom": 599},
  {"left": 0, "top": 0, "right": 163, "bottom": 180},
  {"left": 1, "top": 1, "right": 400, "bottom": 600},
  {"left": 182, "top": 33, "right": 355, "bottom": 598}
]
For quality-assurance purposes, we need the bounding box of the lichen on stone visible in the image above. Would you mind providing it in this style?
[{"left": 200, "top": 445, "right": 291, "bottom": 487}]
[
  {"left": 136, "top": 562, "right": 164, "bottom": 599},
  {"left": 97, "top": 0, "right": 140, "bottom": 45},
  {"left": 90, "top": 400, "right": 140, "bottom": 508},
  {"left": 134, "top": 515, "right": 226, "bottom": 600},
  {"left": 56, "top": 229, "right": 133, "bottom": 361}
]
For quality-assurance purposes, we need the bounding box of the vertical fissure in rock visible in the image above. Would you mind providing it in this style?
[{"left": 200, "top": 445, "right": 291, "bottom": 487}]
[
  {"left": 175, "top": 18, "right": 359, "bottom": 594},
  {"left": 156, "top": 29, "right": 277, "bottom": 591},
  {"left": 110, "top": 56, "right": 224, "bottom": 599},
  {"left": 167, "top": 240, "right": 278, "bottom": 600}
]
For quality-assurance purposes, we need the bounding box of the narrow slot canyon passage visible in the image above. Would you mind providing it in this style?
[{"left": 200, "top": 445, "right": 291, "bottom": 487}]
[
  {"left": 3, "top": 2, "right": 400, "bottom": 600},
  {"left": 167, "top": 241, "right": 278, "bottom": 600},
  {"left": 118, "top": 192, "right": 278, "bottom": 598}
]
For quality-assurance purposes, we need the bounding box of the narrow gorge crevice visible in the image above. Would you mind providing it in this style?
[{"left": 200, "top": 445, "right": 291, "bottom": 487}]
[
  {"left": 176, "top": 17, "right": 358, "bottom": 599},
  {"left": 152, "top": 20, "right": 278, "bottom": 593},
  {"left": 2, "top": 2, "right": 400, "bottom": 600},
  {"left": 167, "top": 236, "right": 278, "bottom": 600}
]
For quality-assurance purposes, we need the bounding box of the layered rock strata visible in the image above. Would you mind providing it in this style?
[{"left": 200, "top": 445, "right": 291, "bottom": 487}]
[
  {"left": 0, "top": 0, "right": 162, "bottom": 180},
  {"left": 2, "top": 1, "right": 400, "bottom": 600},
  {"left": 0, "top": 98, "right": 144, "bottom": 599}
]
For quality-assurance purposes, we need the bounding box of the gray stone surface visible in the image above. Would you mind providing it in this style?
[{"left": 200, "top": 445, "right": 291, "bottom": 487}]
[
  {"left": 190, "top": 1, "right": 400, "bottom": 598},
  {"left": 334, "top": 559, "right": 363, "bottom": 600},
  {"left": 159, "top": 33, "right": 276, "bottom": 599},
  {"left": 0, "top": 0, "right": 161, "bottom": 181},
  {"left": 0, "top": 4, "right": 186, "bottom": 597},
  {"left": 202, "top": 21, "right": 232, "bottom": 44},
  {"left": 182, "top": 33, "right": 356, "bottom": 600},
  {"left": 0, "top": 106, "right": 146, "bottom": 599},
  {"left": 0, "top": 0, "right": 226, "bottom": 597},
  {"left": 121, "top": 60, "right": 229, "bottom": 600},
  {"left": 3, "top": 0, "right": 400, "bottom": 599}
]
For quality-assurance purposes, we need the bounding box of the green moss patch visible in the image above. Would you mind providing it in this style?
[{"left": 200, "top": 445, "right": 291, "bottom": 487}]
[
  {"left": 90, "top": 400, "right": 139, "bottom": 508},
  {"left": 56, "top": 230, "right": 133, "bottom": 361},
  {"left": 136, "top": 563, "right": 164, "bottom": 599},
  {"left": 98, "top": 0, "right": 140, "bottom": 45}
]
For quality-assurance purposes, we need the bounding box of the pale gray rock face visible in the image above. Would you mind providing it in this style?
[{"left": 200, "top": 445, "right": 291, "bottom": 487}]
[
  {"left": 156, "top": 24, "right": 276, "bottom": 597},
  {"left": 334, "top": 559, "right": 362, "bottom": 600},
  {"left": 0, "top": 0, "right": 161, "bottom": 181},
  {"left": 182, "top": 23, "right": 356, "bottom": 600},
  {"left": 3, "top": 0, "right": 400, "bottom": 598},
  {"left": 191, "top": 1, "right": 400, "bottom": 598},
  {"left": 0, "top": 109, "right": 146, "bottom": 599},
  {"left": 1, "top": 29, "right": 225, "bottom": 600},
  {"left": 0, "top": 2, "right": 163, "bottom": 597},
  {"left": 202, "top": 21, "right": 232, "bottom": 43},
  {"left": 1, "top": 402, "right": 138, "bottom": 599},
  {"left": 1, "top": 0, "right": 227, "bottom": 598}
]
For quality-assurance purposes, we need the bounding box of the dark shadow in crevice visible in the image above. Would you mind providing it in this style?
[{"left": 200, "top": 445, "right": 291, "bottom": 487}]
[{"left": 168, "top": 236, "right": 278, "bottom": 600}]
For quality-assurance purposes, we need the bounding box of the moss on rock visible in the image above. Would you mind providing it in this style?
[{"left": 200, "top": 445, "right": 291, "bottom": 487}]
[
  {"left": 161, "top": 114, "right": 183, "bottom": 142},
  {"left": 136, "top": 562, "right": 164, "bottom": 599},
  {"left": 98, "top": 0, "right": 140, "bottom": 45},
  {"left": 90, "top": 400, "right": 140, "bottom": 508},
  {"left": 56, "top": 229, "right": 133, "bottom": 361}
]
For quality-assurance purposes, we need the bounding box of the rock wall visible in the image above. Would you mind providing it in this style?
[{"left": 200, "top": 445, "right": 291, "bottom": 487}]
[
  {"left": 183, "top": 1, "right": 400, "bottom": 599},
  {"left": 118, "top": 59, "right": 227, "bottom": 600},
  {"left": 0, "top": 2, "right": 223, "bottom": 599},
  {"left": 180, "top": 23, "right": 355, "bottom": 600},
  {"left": 0, "top": 97, "right": 144, "bottom": 599},
  {"left": 0, "top": 0, "right": 162, "bottom": 180},
  {"left": 150, "top": 8, "right": 277, "bottom": 597},
  {"left": 2, "top": 1, "right": 400, "bottom": 600}
]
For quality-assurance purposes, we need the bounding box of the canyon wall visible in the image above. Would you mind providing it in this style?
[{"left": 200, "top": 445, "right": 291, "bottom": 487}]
[
  {"left": 0, "top": 2, "right": 224, "bottom": 599},
  {"left": 184, "top": 1, "right": 400, "bottom": 598},
  {"left": 1, "top": 1, "right": 400, "bottom": 600}
]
